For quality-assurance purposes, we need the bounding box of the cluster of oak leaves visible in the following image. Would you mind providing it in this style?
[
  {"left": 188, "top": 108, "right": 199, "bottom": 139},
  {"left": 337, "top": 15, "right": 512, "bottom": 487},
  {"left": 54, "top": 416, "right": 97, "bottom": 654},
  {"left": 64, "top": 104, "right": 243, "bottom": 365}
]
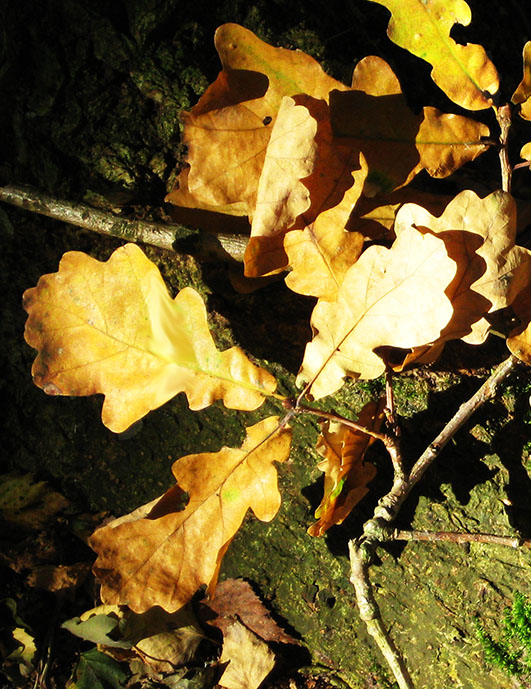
[{"left": 19, "top": 5, "right": 531, "bottom": 686}]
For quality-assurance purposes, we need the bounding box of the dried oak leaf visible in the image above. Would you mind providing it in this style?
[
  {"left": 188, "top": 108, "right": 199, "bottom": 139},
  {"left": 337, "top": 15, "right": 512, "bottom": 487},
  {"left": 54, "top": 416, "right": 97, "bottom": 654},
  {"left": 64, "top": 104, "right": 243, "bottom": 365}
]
[
  {"left": 90, "top": 417, "right": 292, "bottom": 613},
  {"left": 330, "top": 55, "right": 489, "bottom": 196},
  {"left": 508, "top": 286, "right": 531, "bottom": 365},
  {"left": 394, "top": 190, "right": 531, "bottom": 347},
  {"left": 512, "top": 41, "right": 531, "bottom": 120},
  {"left": 23, "top": 244, "right": 276, "bottom": 433},
  {"left": 218, "top": 620, "right": 275, "bottom": 689},
  {"left": 204, "top": 578, "right": 298, "bottom": 645},
  {"left": 308, "top": 398, "right": 385, "bottom": 537},
  {"left": 297, "top": 226, "right": 456, "bottom": 399},
  {"left": 245, "top": 94, "right": 366, "bottom": 292},
  {"left": 368, "top": 0, "right": 499, "bottom": 111},
  {"left": 166, "top": 23, "right": 347, "bottom": 216}
]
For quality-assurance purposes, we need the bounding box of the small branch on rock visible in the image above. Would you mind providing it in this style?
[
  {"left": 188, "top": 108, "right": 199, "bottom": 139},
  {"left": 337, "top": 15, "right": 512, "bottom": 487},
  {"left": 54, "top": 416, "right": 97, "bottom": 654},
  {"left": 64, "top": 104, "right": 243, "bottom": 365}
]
[
  {"left": 349, "top": 353, "right": 521, "bottom": 689},
  {"left": 0, "top": 184, "right": 248, "bottom": 263},
  {"left": 390, "top": 529, "right": 530, "bottom": 548}
]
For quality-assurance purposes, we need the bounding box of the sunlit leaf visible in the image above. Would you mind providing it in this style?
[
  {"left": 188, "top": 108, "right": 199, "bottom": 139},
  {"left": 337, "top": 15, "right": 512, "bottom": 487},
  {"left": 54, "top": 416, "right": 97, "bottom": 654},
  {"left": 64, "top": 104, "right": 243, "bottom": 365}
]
[
  {"left": 166, "top": 23, "right": 347, "bottom": 215},
  {"left": 297, "top": 226, "right": 456, "bottom": 399},
  {"left": 368, "top": 0, "right": 499, "bottom": 110},
  {"left": 218, "top": 621, "right": 275, "bottom": 689},
  {"left": 90, "top": 417, "right": 292, "bottom": 613},
  {"left": 23, "top": 244, "right": 276, "bottom": 433},
  {"left": 512, "top": 41, "right": 531, "bottom": 120}
]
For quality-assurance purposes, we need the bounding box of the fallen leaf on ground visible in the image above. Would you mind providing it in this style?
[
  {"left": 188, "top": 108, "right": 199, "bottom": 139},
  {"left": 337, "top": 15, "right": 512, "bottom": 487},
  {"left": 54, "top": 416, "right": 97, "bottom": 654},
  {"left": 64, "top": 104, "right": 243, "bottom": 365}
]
[
  {"left": 23, "top": 243, "right": 276, "bottom": 433},
  {"left": 308, "top": 398, "right": 385, "bottom": 537},
  {"left": 204, "top": 578, "right": 298, "bottom": 644},
  {"left": 218, "top": 620, "right": 275, "bottom": 689},
  {"left": 90, "top": 417, "right": 292, "bottom": 613},
  {"left": 368, "top": 0, "right": 499, "bottom": 110}
]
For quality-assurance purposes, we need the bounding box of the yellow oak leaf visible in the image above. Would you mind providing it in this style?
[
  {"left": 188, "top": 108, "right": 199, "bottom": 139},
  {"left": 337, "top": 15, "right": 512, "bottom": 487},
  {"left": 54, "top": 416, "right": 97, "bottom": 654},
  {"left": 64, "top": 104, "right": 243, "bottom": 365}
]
[
  {"left": 368, "top": 0, "right": 499, "bottom": 111},
  {"left": 297, "top": 226, "right": 456, "bottom": 399},
  {"left": 90, "top": 417, "right": 291, "bottom": 613},
  {"left": 512, "top": 41, "right": 531, "bottom": 121},
  {"left": 507, "top": 286, "right": 531, "bottom": 365},
  {"left": 166, "top": 23, "right": 347, "bottom": 216},
  {"left": 308, "top": 398, "right": 385, "bottom": 537},
  {"left": 244, "top": 94, "right": 367, "bottom": 290},
  {"left": 394, "top": 190, "right": 531, "bottom": 346},
  {"left": 330, "top": 56, "right": 489, "bottom": 195},
  {"left": 23, "top": 244, "right": 276, "bottom": 433}
]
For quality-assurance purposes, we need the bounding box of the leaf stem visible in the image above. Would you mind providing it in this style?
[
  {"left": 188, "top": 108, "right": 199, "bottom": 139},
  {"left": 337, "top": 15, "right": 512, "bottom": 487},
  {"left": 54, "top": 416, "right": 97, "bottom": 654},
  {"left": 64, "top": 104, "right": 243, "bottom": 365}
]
[
  {"left": 0, "top": 184, "right": 248, "bottom": 263},
  {"left": 496, "top": 104, "right": 512, "bottom": 193}
]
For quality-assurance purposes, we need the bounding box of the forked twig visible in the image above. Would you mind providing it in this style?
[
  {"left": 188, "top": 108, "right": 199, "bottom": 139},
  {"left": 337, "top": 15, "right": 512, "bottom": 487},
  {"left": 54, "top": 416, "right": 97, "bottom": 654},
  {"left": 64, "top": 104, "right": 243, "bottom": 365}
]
[{"left": 348, "top": 354, "right": 522, "bottom": 688}]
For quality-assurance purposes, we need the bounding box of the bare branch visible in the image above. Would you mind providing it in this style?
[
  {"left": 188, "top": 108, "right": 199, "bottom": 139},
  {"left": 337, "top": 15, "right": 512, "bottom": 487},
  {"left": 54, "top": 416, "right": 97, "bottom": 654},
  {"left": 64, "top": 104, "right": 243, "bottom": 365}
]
[{"left": 0, "top": 184, "right": 248, "bottom": 263}]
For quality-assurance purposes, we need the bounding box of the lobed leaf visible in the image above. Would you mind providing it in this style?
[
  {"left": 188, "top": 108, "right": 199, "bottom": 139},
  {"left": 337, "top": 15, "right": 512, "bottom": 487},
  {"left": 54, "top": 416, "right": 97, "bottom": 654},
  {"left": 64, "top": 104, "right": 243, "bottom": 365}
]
[
  {"left": 166, "top": 23, "right": 347, "bottom": 215},
  {"left": 394, "top": 190, "right": 531, "bottom": 346},
  {"left": 368, "top": 0, "right": 499, "bottom": 110},
  {"left": 90, "top": 417, "right": 292, "bottom": 613},
  {"left": 23, "top": 244, "right": 276, "bottom": 433},
  {"left": 297, "top": 226, "right": 456, "bottom": 399},
  {"left": 308, "top": 398, "right": 385, "bottom": 537},
  {"left": 507, "top": 287, "right": 531, "bottom": 365},
  {"left": 512, "top": 41, "right": 531, "bottom": 120}
]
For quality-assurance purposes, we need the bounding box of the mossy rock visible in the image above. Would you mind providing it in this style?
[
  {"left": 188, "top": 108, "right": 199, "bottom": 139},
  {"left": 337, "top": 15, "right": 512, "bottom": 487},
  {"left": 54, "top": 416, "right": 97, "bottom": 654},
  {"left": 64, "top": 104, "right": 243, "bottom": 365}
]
[{"left": 2, "top": 1, "right": 531, "bottom": 688}]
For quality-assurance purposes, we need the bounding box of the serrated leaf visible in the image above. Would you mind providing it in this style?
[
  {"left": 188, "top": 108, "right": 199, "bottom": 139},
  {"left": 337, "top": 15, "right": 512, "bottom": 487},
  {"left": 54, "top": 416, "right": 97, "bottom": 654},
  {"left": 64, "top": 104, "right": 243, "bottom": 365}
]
[
  {"left": 90, "top": 417, "right": 292, "bottom": 613},
  {"left": 368, "top": 0, "right": 499, "bottom": 110},
  {"left": 23, "top": 244, "right": 276, "bottom": 433}
]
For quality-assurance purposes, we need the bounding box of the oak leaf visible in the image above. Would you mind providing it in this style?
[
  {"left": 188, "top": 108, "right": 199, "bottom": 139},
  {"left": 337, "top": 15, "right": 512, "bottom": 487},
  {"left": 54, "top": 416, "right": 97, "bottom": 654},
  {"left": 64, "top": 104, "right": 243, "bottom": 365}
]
[
  {"left": 512, "top": 41, "right": 531, "bottom": 120},
  {"left": 394, "top": 190, "right": 531, "bottom": 346},
  {"left": 297, "top": 226, "right": 456, "bottom": 399},
  {"left": 90, "top": 417, "right": 292, "bottom": 613},
  {"left": 507, "top": 286, "right": 531, "bottom": 365},
  {"left": 308, "top": 398, "right": 385, "bottom": 537},
  {"left": 218, "top": 621, "right": 275, "bottom": 689},
  {"left": 368, "top": 0, "right": 499, "bottom": 110},
  {"left": 331, "top": 56, "right": 490, "bottom": 195},
  {"left": 166, "top": 23, "right": 347, "bottom": 216},
  {"left": 23, "top": 244, "right": 276, "bottom": 433}
]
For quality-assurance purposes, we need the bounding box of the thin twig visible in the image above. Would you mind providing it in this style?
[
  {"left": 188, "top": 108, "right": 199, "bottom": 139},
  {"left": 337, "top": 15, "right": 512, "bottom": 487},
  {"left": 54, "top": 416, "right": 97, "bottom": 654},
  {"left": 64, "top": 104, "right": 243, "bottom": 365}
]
[
  {"left": 349, "top": 540, "right": 415, "bottom": 689},
  {"left": 391, "top": 529, "right": 530, "bottom": 549},
  {"left": 0, "top": 184, "right": 248, "bottom": 262},
  {"left": 496, "top": 104, "right": 512, "bottom": 193},
  {"left": 290, "top": 402, "right": 391, "bottom": 444},
  {"left": 349, "top": 354, "right": 521, "bottom": 688}
]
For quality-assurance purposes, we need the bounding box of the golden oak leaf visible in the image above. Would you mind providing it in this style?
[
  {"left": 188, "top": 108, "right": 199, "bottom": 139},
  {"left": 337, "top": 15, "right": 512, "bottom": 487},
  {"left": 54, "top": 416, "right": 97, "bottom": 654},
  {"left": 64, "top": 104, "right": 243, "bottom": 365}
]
[
  {"left": 297, "top": 226, "right": 456, "bottom": 399},
  {"left": 90, "top": 417, "right": 291, "bottom": 613},
  {"left": 394, "top": 190, "right": 531, "bottom": 346},
  {"left": 283, "top": 157, "right": 366, "bottom": 301},
  {"left": 368, "top": 0, "right": 499, "bottom": 111},
  {"left": 330, "top": 56, "right": 489, "bottom": 195},
  {"left": 166, "top": 23, "right": 347, "bottom": 216},
  {"left": 512, "top": 41, "right": 531, "bottom": 121},
  {"left": 218, "top": 621, "right": 275, "bottom": 689},
  {"left": 23, "top": 244, "right": 276, "bottom": 433},
  {"left": 308, "top": 398, "right": 385, "bottom": 537},
  {"left": 244, "top": 96, "right": 366, "bottom": 282},
  {"left": 507, "top": 286, "right": 531, "bottom": 365}
]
